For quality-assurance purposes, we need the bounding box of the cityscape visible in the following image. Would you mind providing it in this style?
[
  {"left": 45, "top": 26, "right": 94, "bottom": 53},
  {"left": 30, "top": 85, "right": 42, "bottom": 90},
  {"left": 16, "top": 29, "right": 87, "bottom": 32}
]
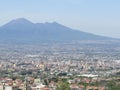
[
  {"left": 0, "top": 41, "right": 120, "bottom": 90},
  {"left": 0, "top": 0, "right": 120, "bottom": 90}
]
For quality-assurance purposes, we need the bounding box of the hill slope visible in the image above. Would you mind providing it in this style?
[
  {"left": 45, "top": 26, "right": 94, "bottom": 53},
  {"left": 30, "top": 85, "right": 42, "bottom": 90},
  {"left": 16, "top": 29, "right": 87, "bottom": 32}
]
[{"left": 0, "top": 18, "right": 112, "bottom": 43}]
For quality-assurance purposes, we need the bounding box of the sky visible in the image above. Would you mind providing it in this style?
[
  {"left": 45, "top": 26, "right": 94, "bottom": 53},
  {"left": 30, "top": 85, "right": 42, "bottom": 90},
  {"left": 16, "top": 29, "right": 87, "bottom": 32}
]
[{"left": 0, "top": 0, "right": 120, "bottom": 38}]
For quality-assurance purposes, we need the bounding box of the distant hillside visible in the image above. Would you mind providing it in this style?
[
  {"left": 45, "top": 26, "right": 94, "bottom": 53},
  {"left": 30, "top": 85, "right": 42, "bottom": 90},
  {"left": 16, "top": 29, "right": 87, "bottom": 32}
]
[{"left": 0, "top": 18, "right": 113, "bottom": 43}]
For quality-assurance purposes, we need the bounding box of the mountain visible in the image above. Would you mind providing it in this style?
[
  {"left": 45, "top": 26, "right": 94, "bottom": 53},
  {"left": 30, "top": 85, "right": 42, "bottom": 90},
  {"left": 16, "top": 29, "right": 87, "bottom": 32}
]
[{"left": 0, "top": 18, "right": 113, "bottom": 43}]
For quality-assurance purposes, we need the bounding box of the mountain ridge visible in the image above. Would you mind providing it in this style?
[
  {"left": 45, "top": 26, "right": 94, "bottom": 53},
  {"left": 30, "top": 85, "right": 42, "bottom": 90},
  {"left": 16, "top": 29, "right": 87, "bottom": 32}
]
[{"left": 0, "top": 18, "right": 114, "bottom": 43}]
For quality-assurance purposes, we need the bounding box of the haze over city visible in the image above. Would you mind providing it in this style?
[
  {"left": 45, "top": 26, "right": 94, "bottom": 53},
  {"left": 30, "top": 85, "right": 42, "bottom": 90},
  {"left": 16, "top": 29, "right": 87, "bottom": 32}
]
[{"left": 0, "top": 0, "right": 120, "bottom": 38}]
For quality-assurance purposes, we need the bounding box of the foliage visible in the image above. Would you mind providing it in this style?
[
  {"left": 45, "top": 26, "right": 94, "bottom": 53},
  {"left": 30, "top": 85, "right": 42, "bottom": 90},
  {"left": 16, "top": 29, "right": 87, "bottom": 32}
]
[
  {"left": 56, "top": 81, "right": 70, "bottom": 90},
  {"left": 107, "top": 81, "right": 120, "bottom": 90}
]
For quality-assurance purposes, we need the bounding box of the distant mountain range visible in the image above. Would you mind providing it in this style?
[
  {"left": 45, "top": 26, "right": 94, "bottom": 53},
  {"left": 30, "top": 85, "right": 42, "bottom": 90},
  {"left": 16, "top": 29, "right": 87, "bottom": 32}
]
[{"left": 0, "top": 18, "right": 114, "bottom": 43}]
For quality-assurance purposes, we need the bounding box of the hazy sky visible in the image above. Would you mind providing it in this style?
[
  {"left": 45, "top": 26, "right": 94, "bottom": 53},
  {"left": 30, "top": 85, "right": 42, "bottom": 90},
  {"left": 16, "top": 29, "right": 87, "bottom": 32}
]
[{"left": 0, "top": 0, "right": 120, "bottom": 38}]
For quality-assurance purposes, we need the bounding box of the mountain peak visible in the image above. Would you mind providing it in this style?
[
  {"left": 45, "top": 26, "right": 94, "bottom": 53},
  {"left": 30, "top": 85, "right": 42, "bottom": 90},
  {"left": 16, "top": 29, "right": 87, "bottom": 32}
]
[
  {"left": 0, "top": 18, "right": 113, "bottom": 43},
  {"left": 13, "top": 18, "right": 30, "bottom": 22},
  {"left": 5, "top": 18, "right": 33, "bottom": 26},
  {"left": 11, "top": 18, "right": 33, "bottom": 24}
]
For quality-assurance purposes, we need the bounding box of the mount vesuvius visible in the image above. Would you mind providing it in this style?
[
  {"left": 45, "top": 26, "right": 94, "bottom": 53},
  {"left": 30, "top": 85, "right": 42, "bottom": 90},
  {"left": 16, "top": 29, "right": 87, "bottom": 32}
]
[{"left": 0, "top": 18, "right": 112, "bottom": 43}]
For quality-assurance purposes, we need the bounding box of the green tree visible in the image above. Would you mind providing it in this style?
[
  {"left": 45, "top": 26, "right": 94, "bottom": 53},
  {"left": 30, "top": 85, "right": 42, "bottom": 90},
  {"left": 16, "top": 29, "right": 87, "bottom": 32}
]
[
  {"left": 57, "top": 82, "right": 70, "bottom": 90},
  {"left": 107, "top": 81, "right": 120, "bottom": 90}
]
